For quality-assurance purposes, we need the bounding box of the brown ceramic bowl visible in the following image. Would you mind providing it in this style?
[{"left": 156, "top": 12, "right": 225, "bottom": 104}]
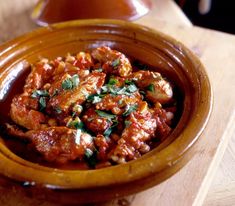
[
  {"left": 0, "top": 20, "right": 212, "bottom": 204},
  {"left": 32, "top": 0, "right": 152, "bottom": 25}
]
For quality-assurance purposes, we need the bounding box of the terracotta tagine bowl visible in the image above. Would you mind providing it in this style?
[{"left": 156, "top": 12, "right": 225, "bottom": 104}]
[
  {"left": 0, "top": 19, "right": 212, "bottom": 204},
  {"left": 31, "top": 0, "right": 152, "bottom": 25}
]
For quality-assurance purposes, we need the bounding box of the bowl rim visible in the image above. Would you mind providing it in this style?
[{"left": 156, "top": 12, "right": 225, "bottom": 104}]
[{"left": 0, "top": 19, "right": 213, "bottom": 190}]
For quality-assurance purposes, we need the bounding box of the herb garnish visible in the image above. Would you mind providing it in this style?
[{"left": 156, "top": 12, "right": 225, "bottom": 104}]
[
  {"left": 54, "top": 107, "right": 62, "bottom": 114},
  {"left": 147, "top": 83, "right": 155, "bottom": 92},
  {"left": 31, "top": 90, "right": 49, "bottom": 98},
  {"left": 112, "top": 58, "right": 120, "bottom": 67},
  {"left": 95, "top": 110, "right": 116, "bottom": 119},
  {"left": 100, "top": 78, "right": 138, "bottom": 97},
  {"left": 123, "top": 104, "right": 138, "bottom": 117},
  {"left": 103, "top": 119, "right": 118, "bottom": 138},
  {"left": 108, "top": 78, "right": 118, "bottom": 85},
  {"left": 62, "top": 74, "right": 79, "bottom": 90},
  {"left": 67, "top": 118, "right": 84, "bottom": 130},
  {"left": 95, "top": 110, "right": 119, "bottom": 137},
  {"left": 39, "top": 97, "right": 47, "bottom": 111},
  {"left": 51, "top": 89, "right": 59, "bottom": 97},
  {"left": 124, "top": 120, "right": 131, "bottom": 127},
  {"left": 84, "top": 148, "right": 97, "bottom": 168},
  {"left": 103, "top": 127, "right": 112, "bottom": 137},
  {"left": 62, "top": 78, "right": 73, "bottom": 90}
]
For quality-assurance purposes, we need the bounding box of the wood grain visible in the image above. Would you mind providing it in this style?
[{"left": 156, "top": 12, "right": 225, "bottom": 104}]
[{"left": 0, "top": 0, "right": 235, "bottom": 206}]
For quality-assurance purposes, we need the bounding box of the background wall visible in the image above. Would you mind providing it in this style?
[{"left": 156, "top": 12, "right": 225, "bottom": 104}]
[{"left": 175, "top": 0, "right": 235, "bottom": 34}]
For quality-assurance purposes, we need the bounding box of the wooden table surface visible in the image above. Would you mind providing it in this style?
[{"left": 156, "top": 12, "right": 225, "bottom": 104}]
[{"left": 0, "top": 0, "right": 235, "bottom": 206}]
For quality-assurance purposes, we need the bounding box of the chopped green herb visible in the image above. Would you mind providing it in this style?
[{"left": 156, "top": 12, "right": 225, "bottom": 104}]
[
  {"left": 92, "top": 96, "right": 102, "bottom": 104},
  {"left": 62, "top": 78, "right": 73, "bottom": 90},
  {"left": 118, "top": 99, "right": 123, "bottom": 105},
  {"left": 147, "top": 83, "right": 155, "bottom": 92},
  {"left": 103, "top": 127, "right": 112, "bottom": 137},
  {"left": 68, "top": 118, "right": 84, "bottom": 130},
  {"left": 103, "top": 119, "right": 118, "bottom": 138},
  {"left": 73, "top": 104, "right": 83, "bottom": 113},
  {"left": 31, "top": 90, "right": 49, "bottom": 98},
  {"left": 112, "top": 58, "right": 120, "bottom": 67},
  {"left": 84, "top": 149, "right": 97, "bottom": 168},
  {"left": 51, "top": 89, "right": 59, "bottom": 97},
  {"left": 62, "top": 74, "right": 80, "bottom": 90},
  {"left": 116, "top": 87, "right": 127, "bottom": 95},
  {"left": 85, "top": 148, "right": 93, "bottom": 158},
  {"left": 124, "top": 120, "right": 131, "bottom": 127},
  {"left": 39, "top": 97, "right": 47, "bottom": 111},
  {"left": 95, "top": 110, "right": 116, "bottom": 119},
  {"left": 71, "top": 111, "right": 76, "bottom": 118},
  {"left": 54, "top": 107, "right": 62, "bottom": 114},
  {"left": 108, "top": 78, "right": 118, "bottom": 85},
  {"left": 75, "top": 129, "right": 81, "bottom": 145},
  {"left": 123, "top": 104, "right": 138, "bottom": 117},
  {"left": 126, "top": 84, "right": 138, "bottom": 93},
  {"left": 87, "top": 94, "right": 103, "bottom": 104},
  {"left": 111, "top": 119, "right": 119, "bottom": 128},
  {"left": 71, "top": 74, "right": 79, "bottom": 87},
  {"left": 101, "top": 85, "right": 108, "bottom": 93},
  {"left": 124, "top": 79, "right": 133, "bottom": 85},
  {"left": 140, "top": 90, "right": 146, "bottom": 95},
  {"left": 74, "top": 121, "right": 84, "bottom": 130}
]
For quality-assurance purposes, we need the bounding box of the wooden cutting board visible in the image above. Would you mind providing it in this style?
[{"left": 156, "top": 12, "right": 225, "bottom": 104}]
[{"left": 0, "top": 1, "right": 235, "bottom": 206}]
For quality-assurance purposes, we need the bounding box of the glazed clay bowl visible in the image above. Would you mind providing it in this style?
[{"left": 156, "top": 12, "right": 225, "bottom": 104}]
[{"left": 0, "top": 19, "right": 212, "bottom": 204}]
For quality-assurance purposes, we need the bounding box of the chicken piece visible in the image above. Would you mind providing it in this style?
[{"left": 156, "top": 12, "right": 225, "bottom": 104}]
[
  {"left": 94, "top": 134, "right": 114, "bottom": 161},
  {"left": 94, "top": 76, "right": 142, "bottom": 115},
  {"left": 6, "top": 125, "right": 94, "bottom": 164},
  {"left": 10, "top": 94, "right": 46, "bottom": 130},
  {"left": 82, "top": 108, "right": 113, "bottom": 134},
  {"left": 52, "top": 52, "right": 92, "bottom": 81},
  {"left": 91, "top": 46, "right": 132, "bottom": 77},
  {"left": 109, "top": 101, "right": 157, "bottom": 163},
  {"left": 73, "top": 52, "right": 94, "bottom": 69},
  {"left": 131, "top": 70, "right": 173, "bottom": 104},
  {"left": 9, "top": 59, "right": 55, "bottom": 130},
  {"left": 154, "top": 108, "right": 172, "bottom": 140},
  {"left": 24, "top": 59, "right": 54, "bottom": 93},
  {"left": 95, "top": 93, "right": 141, "bottom": 115},
  {"left": 48, "top": 72, "right": 106, "bottom": 113}
]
